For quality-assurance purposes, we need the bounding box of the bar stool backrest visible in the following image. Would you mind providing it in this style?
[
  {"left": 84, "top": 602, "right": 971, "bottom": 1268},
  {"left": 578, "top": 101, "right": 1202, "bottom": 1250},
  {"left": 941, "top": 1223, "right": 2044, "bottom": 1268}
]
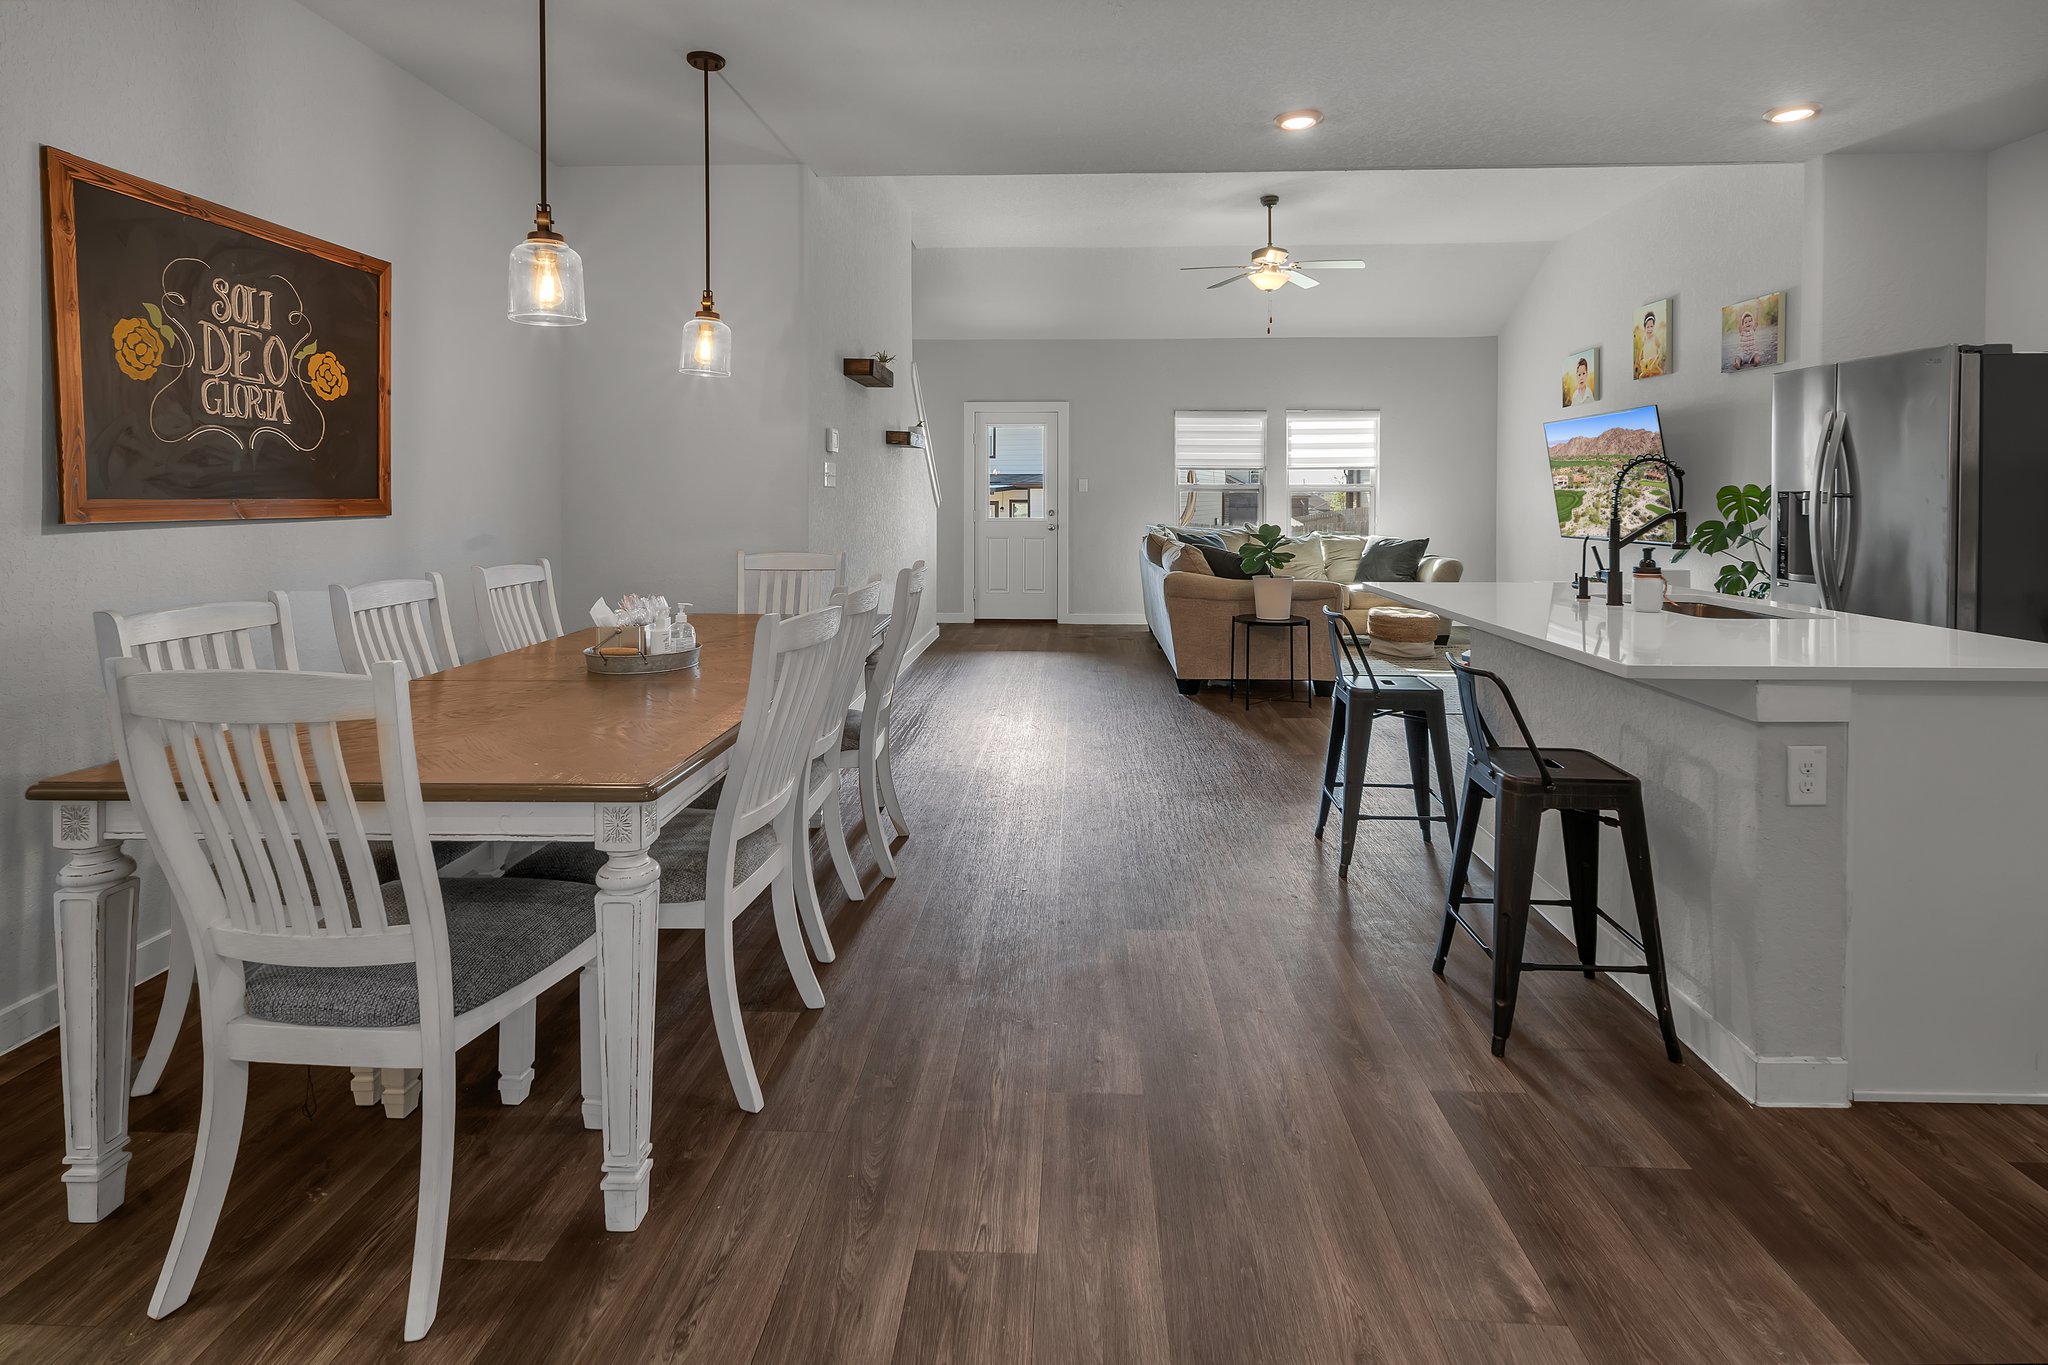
[
  {"left": 1321, "top": 607, "right": 1380, "bottom": 687},
  {"left": 1444, "top": 653, "right": 1556, "bottom": 790}
]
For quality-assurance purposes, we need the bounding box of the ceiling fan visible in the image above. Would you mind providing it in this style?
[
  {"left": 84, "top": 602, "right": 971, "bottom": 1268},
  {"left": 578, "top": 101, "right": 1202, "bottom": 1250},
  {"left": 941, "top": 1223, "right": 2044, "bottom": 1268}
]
[{"left": 1183, "top": 194, "right": 1365, "bottom": 292}]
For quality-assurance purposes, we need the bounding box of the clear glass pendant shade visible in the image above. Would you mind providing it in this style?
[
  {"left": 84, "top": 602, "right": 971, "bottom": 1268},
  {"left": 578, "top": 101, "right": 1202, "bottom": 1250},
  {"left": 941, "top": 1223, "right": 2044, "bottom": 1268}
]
[
  {"left": 508, "top": 235, "right": 587, "bottom": 325},
  {"left": 679, "top": 311, "right": 732, "bottom": 377}
]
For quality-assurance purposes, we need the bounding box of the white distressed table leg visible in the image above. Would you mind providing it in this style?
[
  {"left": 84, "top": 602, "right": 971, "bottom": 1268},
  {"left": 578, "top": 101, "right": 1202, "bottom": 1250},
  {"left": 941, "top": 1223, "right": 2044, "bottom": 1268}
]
[
  {"left": 350, "top": 1067, "right": 379, "bottom": 1106},
  {"left": 52, "top": 804, "right": 139, "bottom": 1223},
  {"left": 594, "top": 804, "right": 659, "bottom": 1232}
]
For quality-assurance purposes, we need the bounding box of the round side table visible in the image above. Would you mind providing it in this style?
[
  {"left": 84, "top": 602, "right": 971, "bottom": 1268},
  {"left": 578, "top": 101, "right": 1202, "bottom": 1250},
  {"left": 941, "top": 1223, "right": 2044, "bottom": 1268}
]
[{"left": 1229, "top": 613, "right": 1311, "bottom": 711}]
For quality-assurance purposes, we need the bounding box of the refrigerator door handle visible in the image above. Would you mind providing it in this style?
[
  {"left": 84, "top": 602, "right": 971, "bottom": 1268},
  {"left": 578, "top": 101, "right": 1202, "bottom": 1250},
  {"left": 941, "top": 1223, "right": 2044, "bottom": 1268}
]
[
  {"left": 1828, "top": 413, "right": 1855, "bottom": 601},
  {"left": 1810, "top": 411, "right": 1840, "bottom": 607}
]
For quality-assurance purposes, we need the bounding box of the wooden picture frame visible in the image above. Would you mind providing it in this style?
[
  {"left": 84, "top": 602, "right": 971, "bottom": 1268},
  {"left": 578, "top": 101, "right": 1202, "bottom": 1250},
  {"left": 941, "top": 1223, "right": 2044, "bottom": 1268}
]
[{"left": 43, "top": 147, "right": 392, "bottom": 524}]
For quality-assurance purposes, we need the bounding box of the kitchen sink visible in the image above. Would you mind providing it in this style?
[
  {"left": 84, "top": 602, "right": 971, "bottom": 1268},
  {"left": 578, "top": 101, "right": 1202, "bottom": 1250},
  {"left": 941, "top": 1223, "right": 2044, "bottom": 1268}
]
[{"left": 1663, "top": 598, "right": 1774, "bottom": 620}]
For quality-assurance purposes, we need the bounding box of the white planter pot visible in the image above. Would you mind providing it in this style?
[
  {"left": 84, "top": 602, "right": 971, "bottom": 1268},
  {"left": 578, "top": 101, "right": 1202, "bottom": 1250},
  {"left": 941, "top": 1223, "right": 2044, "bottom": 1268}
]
[{"left": 1251, "top": 575, "right": 1295, "bottom": 621}]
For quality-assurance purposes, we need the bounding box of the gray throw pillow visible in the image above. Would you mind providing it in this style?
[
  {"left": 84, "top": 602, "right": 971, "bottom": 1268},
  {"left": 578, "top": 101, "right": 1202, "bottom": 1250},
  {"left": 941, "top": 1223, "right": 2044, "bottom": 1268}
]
[
  {"left": 1359, "top": 537, "right": 1431, "bottom": 581},
  {"left": 1175, "top": 531, "right": 1253, "bottom": 579}
]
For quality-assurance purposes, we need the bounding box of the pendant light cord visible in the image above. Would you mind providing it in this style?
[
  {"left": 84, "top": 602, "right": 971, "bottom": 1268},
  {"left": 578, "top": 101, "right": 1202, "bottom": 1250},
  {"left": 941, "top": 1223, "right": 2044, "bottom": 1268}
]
[
  {"left": 702, "top": 59, "right": 712, "bottom": 295},
  {"left": 537, "top": 0, "right": 550, "bottom": 216}
]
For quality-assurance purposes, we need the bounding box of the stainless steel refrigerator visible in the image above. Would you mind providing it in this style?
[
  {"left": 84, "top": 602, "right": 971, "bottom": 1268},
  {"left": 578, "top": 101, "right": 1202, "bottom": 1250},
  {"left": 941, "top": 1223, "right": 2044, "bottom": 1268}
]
[{"left": 1771, "top": 344, "right": 2048, "bottom": 642}]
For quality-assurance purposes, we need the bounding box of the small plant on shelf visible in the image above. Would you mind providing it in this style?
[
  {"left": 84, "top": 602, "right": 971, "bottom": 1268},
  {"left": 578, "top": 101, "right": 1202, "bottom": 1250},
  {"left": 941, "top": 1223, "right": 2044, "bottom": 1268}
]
[
  {"left": 872, "top": 350, "right": 895, "bottom": 365},
  {"left": 1675, "top": 482, "right": 1773, "bottom": 598},
  {"left": 1238, "top": 524, "right": 1299, "bottom": 620}
]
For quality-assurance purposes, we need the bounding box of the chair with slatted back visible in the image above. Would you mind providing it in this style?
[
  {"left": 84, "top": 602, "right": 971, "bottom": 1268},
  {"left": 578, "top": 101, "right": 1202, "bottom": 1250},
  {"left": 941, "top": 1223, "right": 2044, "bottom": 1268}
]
[
  {"left": 108, "top": 658, "right": 599, "bottom": 1341},
  {"left": 786, "top": 578, "right": 887, "bottom": 961},
  {"left": 328, "top": 574, "right": 462, "bottom": 679},
  {"left": 829, "top": 561, "right": 925, "bottom": 881},
  {"left": 472, "top": 559, "right": 565, "bottom": 656},
  {"left": 93, "top": 594, "right": 299, "bottom": 1099},
  {"left": 737, "top": 550, "right": 844, "bottom": 616},
  {"left": 507, "top": 605, "right": 844, "bottom": 1111}
]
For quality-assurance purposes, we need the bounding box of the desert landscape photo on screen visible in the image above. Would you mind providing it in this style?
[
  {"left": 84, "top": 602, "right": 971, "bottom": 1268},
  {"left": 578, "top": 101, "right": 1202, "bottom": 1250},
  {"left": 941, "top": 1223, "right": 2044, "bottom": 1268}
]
[{"left": 1545, "top": 406, "right": 1675, "bottom": 541}]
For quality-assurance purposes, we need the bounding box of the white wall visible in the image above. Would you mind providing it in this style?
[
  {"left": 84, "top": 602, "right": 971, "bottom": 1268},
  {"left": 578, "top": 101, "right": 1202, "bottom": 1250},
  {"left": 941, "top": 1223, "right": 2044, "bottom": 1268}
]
[
  {"left": 916, "top": 337, "right": 1498, "bottom": 619},
  {"left": 806, "top": 177, "right": 937, "bottom": 640},
  {"left": 553, "top": 164, "right": 810, "bottom": 617},
  {"left": 1494, "top": 164, "right": 1805, "bottom": 583},
  {"left": 1987, "top": 128, "right": 2048, "bottom": 351},
  {"left": 0, "top": 0, "right": 566, "bottom": 1040},
  {"left": 1804, "top": 152, "right": 1988, "bottom": 364}
]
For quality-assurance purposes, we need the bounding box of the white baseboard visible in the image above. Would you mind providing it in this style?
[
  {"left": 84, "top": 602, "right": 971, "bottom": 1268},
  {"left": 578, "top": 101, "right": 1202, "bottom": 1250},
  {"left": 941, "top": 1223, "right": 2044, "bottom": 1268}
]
[
  {"left": 0, "top": 929, "right": 173, "bottom": 1057},
  {"left": 1471, "top": 827, "right": 1850, "bottom": 1108},
  {"left": 1850, "top": 1088, "right": 2047, "bottom": 1104},
  {"left": 1060, "top": 612, "right": 1148, "bottom": 626},
  {"left": 904, "top": 625, "right": 940, "bottom": 671},
  {"left": 936, "top": 611, "right": 973, "bottom": 624}
]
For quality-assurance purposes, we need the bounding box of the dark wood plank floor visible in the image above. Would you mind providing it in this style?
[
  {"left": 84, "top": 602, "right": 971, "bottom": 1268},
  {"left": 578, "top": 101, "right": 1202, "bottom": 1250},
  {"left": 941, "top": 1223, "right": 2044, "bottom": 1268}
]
[{"left": 4, "top": 621, "right": 2047, "bottom": 1363}]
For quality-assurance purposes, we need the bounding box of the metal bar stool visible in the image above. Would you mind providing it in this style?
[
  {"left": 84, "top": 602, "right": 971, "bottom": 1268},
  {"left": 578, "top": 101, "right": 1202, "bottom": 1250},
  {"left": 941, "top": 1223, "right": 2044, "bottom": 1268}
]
[
  {"left": 1313, "top": 607, "right": 1458, "bottom": 878},
  {"left": 1435, "top": 654, "right": 1682, "bottom": 1062}
]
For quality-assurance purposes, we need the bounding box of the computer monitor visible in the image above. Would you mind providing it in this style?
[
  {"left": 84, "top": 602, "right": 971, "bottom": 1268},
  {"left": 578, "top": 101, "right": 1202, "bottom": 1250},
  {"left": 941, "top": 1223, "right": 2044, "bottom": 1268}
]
[{"left": 1544, "top": 404, "right": 1676, "bottom": 543}]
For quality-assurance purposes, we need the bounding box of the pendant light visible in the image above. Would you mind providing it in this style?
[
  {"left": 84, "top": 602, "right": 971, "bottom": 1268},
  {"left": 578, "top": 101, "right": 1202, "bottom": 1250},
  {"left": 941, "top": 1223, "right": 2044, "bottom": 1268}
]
[
  {"left": 508, "top": 0, "right": 587, "bottom": 325},
  {"left": 679, "top": 50, "right": 733, "bottom": 377}
]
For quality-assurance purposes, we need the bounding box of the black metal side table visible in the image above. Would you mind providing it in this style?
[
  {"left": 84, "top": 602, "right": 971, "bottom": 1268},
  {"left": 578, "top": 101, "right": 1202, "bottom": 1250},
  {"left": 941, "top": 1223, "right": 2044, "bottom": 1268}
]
[{"left": 1229, "top": 614, "right": 1311, "bottom": 711}]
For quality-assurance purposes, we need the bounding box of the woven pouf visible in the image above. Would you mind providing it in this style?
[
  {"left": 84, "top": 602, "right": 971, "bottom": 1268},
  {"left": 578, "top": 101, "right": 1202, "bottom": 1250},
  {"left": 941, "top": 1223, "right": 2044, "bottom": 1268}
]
[{"left": 1365, "top": 605, "right": 1446, "bottom": 660}]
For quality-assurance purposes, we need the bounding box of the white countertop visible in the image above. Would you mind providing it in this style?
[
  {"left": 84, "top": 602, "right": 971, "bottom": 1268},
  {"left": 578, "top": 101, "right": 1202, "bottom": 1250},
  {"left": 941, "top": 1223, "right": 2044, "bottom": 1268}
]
[{"left": 1363, "top": 580, "right": 2048, "bottom": 682}]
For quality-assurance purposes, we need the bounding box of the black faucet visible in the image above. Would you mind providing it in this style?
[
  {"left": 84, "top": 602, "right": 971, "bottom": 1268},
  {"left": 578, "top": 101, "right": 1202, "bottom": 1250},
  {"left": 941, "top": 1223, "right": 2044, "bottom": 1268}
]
[{"left": 1606, "top": 455, "right": 1690, "bottom": 606}]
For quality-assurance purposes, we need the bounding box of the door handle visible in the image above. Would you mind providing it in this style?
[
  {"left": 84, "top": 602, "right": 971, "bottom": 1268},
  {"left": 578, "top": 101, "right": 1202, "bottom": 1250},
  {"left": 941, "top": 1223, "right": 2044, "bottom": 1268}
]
[
  {"left": 1827, "top": 415, "right": 1854, "bottom": 597},
  {"left": 1809, "top": 412, "right": 1836, "bottom": 604}
]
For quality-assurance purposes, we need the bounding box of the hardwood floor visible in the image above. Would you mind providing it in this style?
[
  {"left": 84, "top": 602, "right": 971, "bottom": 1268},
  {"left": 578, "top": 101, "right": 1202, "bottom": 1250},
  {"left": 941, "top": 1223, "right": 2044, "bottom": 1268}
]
[{"left": 5, "top": 621, "right": 2048, "bottom": 1363}]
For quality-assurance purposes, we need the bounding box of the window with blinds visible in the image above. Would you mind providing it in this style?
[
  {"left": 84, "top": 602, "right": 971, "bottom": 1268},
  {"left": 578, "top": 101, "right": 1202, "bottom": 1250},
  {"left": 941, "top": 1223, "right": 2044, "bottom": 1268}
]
[
  {"left": 1285, "top": 410, "right": 1380, "bottom": 536},
  {"left": 1172, "top": 410, "right": 1266, "bottom": 527}
]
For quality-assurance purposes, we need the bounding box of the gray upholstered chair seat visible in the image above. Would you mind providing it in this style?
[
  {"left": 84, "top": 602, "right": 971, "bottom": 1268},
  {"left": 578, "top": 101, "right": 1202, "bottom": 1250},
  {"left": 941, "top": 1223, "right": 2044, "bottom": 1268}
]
[
  {"left": 839, "top": 708, "right": 864, "bottom": 751},
  {"left": 241, "top": 878, "right": 595, "bottom": 1028},
  {"left": 503, "top": 811, "right": 779, "bottom": 903}
]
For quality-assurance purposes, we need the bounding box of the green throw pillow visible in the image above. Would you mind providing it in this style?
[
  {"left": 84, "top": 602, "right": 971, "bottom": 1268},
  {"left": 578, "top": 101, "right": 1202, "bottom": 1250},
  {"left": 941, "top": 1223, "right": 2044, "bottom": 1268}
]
[{"left": 1359, "top": 537, "right": 1431, "bottom": 581}]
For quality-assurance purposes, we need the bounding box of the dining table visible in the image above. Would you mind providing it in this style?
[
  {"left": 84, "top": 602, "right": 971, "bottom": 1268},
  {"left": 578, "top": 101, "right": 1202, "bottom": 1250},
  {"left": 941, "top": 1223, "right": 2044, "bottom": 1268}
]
[{"left": 25, "top": 614, "right": 778, "bottom": 1234}]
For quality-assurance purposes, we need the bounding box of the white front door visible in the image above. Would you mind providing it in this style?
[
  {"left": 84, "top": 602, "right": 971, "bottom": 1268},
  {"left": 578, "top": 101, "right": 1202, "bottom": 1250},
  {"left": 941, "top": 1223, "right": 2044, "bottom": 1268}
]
[{"left": 973, "top": 408, "right": 1061, "bottom": 620}]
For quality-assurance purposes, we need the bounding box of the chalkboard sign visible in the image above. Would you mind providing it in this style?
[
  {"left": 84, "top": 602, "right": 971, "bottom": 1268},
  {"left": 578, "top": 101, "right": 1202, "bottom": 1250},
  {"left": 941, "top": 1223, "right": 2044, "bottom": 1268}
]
[{"left": 43, "top": 148, "right": 391, "bottom": 524}]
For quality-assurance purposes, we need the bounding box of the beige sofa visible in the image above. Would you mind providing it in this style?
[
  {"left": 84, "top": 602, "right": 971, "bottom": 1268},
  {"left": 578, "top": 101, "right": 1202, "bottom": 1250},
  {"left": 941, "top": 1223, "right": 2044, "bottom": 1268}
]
[{"left": 1139, "top": 528, "right": 1464, "bottom": 694}]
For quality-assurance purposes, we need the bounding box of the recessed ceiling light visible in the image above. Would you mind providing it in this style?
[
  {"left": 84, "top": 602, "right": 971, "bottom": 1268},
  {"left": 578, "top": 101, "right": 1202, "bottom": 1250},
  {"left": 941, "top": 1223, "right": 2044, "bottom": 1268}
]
[
  {"left": 1275, "top": 109, "right": 1322, "bottom": 132},
  {"left": 1765, "top": 103, "right": 1821, "bottom": 125}
]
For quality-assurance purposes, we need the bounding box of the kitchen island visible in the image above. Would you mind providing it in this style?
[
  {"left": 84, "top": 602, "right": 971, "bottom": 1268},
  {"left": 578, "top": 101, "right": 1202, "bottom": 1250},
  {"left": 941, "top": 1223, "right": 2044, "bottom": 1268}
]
[{"left": 1367, "top": 579, "right": 2048, "bottom": 1106}]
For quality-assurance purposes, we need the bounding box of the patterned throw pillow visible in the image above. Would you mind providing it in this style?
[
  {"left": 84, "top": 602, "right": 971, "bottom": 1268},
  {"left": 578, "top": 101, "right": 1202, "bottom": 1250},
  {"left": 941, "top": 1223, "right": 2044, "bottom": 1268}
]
[{"left": 1165, "top": 542, "right": 1214, "bottom": 575}]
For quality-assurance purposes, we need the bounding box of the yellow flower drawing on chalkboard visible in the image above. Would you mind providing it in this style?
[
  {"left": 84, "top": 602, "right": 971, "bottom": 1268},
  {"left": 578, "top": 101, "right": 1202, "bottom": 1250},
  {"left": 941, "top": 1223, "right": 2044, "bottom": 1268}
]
[
  {"left": 112, "top": 315, "right": 166, "bottom": 380},
  {"left": 306, "top": 350, "right": 349, "bottom": 401}
]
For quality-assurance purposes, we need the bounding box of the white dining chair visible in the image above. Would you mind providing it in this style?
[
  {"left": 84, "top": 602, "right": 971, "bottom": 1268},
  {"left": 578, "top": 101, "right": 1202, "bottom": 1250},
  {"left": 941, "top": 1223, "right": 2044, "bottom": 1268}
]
[
  {"left": 328, "top": 574, "right": 462, "bottom": 679},
  {"left": 831, "top": 561, "right": 926, "bottom": 881},
  {"left": 788, "top": 578, "right": 887, "bottom": 959},
  {"left": 472, "top": 559, "right": 565, "bottom": 656},
  {"left": 93, "top": 594, "right": 299, "bottom": 1099},
  {"left": 108, "top": 658, "right": 599, "bottom": 1341},
  {"left": 737, "top": 549, "right": 844, "bottom": 616},
  {"left": 507, "top": 605, "right": 844, "bottom": 1112},
  {"left": 328, "top": 572, "right": 494, "bottom": 1116}
]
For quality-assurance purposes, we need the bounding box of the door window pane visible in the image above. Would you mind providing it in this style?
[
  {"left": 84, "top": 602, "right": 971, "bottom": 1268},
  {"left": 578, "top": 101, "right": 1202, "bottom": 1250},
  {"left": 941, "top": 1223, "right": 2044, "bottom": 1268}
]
[{"left": 987, "top": 424, "right": 1046, "bottom": 519}]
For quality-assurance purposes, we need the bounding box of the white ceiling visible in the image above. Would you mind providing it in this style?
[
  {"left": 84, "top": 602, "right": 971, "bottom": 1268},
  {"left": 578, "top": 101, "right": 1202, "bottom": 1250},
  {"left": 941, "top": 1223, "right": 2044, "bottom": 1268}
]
[
  {"left": 303, "top": 0, "right": 2048, "bottom": 174},
  {"left": 913, "top": 244, "right": 1554, "bottom": 340},
  {"left": 892, "top": 168, "right": 1687, "bottom": 250}
]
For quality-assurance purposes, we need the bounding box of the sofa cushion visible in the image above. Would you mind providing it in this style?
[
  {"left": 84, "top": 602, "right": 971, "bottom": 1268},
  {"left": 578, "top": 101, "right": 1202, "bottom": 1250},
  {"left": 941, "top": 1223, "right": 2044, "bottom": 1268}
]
[
  {"left": 1272, "top": 536, "right": 1329, "bottom": 581},
  {"left": 1318, "top": 535, "right": 1373, "bottom": 583},
  {"left": 1174, "top": 531, "right": 1253, "bottom": 579},
  {"left": 1165, "top": 541, "right": 1214, "bottom": 576},
  {"left": 1144, "top": 531, "right": 1178, "bottom": 566},
  {"left": 1361, "top": 536, "right": 1432, "bottom": 581}
]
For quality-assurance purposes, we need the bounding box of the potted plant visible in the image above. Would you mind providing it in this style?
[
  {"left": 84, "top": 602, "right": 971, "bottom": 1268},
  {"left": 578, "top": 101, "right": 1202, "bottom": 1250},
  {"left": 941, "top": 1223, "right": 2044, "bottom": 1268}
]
[
  {"left": 1673, "top": 483, "right": 1774, "bottom": 598},
  {"left": 1238, "top": 523, "right": 1299, "bottom": 620}
]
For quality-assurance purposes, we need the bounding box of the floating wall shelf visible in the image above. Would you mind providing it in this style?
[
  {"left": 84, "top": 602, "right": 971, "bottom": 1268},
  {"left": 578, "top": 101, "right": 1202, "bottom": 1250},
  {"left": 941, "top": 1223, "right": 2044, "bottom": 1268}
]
[
  {"left": 842, "top": 358, "right": 895, "bottom": 388},
  {"left": 884, "top": 429, "right": 926, "bottom": 448}
]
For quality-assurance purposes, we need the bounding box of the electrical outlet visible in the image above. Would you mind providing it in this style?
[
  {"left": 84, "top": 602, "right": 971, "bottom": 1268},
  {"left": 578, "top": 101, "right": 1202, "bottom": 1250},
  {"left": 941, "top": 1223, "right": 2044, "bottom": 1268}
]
[
  {"left": 1078, "top": 477, "right": 1090, "bottom": 492},
  {"left": 1787, "top": 745, "right": 1826, "bottom": 805},
  {"left": 825, "top": 428, "right": 840, "bottom": 453}
]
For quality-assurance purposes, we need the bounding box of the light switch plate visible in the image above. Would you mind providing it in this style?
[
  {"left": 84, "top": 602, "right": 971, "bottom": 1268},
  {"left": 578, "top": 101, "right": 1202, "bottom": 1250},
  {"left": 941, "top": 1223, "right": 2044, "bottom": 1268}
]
[
  {"left": 822, "top": 459, "right": 837, "bottom": 488},
  {"left": 825, "top": 428, "right": 840, "bottom": 453},
  {"left": 1787, "top": 745, "right": 1826, "bottom": 805},
  {"left": 1079, "top": 477, "right": 1090, "bottom": 492}
]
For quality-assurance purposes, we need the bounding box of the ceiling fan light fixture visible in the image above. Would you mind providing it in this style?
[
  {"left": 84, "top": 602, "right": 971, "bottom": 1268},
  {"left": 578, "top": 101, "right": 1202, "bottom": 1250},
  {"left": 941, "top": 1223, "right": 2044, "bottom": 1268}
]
[
  {"left": 1248, "top": 266, "right": 1291, "bottom": 292},
  {"left": 1275, "top": 109, "right": 1322, "bottom": 132},
  {"left": 1764, "top": 103, "right": 1820, "bottom": 124}
]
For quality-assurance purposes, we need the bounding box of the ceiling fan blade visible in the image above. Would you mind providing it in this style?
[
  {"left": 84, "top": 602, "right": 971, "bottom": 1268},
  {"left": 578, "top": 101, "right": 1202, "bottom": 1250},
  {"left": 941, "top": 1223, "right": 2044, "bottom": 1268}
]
[
  {"left": 1181, "top": 264, "right": 1251, "bottom": 271},
  {"left": 1293, "top": 260, "right": 1366, "bottom": 269},
  {"left": 1206, "top": 271, "right": 1252, "bottom": 290},
  {"left": 1286, "top": 271, "right": 1320, "bottom": 289}
]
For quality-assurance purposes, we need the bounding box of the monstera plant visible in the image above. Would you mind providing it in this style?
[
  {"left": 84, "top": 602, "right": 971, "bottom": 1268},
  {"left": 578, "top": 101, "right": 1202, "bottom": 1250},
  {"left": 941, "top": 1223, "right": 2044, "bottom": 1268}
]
[{"left": 1676, "top": 483, "right": 1773, "bottom": 598}]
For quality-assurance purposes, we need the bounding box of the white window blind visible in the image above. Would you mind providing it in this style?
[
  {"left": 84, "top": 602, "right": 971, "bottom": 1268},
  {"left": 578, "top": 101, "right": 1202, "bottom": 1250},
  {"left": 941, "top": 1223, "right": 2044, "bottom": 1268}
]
[
  {"left": 1285, "top": 410, "right": 1379, "bottom": 535},
  {"left": 1172, "top": 410, "right": 1266, "bottom": 526}
]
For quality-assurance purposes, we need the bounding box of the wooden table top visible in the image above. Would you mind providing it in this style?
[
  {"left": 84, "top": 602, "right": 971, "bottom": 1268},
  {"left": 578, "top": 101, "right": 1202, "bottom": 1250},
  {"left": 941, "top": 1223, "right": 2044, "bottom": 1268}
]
[{"left": 26, "top": 617, "right": 763, "bottom": 806}]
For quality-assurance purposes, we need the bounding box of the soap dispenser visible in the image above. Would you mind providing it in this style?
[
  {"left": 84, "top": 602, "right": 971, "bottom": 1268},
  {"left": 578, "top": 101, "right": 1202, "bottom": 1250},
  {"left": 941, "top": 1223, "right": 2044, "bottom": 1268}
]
[{"left": 1630, "top": 548, "right": 1666, "bottom": 614}]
